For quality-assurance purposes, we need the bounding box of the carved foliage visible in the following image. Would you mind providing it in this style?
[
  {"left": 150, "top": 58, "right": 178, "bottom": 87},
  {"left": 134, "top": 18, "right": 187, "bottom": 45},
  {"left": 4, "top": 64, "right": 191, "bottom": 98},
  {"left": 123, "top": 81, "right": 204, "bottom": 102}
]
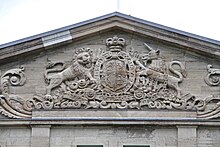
[{"left": 0, "top": 67, "right": 31, "bottom": 118}]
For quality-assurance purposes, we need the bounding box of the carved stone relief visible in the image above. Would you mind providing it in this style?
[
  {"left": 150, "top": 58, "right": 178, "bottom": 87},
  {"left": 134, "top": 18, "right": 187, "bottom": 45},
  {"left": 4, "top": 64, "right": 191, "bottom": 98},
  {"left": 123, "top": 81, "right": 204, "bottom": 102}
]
[
  {"left": 197, "top": 64, "right": 220, "bottom": 119},
  {"left": 32, "top": 35, "right": 193, "bottom": 110},
  {"left": 0, "top": 35, "right": 220, "bottom": 119},
  {"left": 204, "top": 64, "right": 220, "bottom": 86},
  {"left": 0, "top": 66, "right": 31, "bottom": 118}
]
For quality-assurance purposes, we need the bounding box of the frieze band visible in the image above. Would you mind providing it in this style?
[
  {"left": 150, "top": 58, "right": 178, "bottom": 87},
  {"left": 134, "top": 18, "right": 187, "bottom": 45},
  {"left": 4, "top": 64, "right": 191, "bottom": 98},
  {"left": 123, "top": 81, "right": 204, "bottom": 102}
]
[{"left": 0, "top": 35, "right": 219, "bottom": 119}]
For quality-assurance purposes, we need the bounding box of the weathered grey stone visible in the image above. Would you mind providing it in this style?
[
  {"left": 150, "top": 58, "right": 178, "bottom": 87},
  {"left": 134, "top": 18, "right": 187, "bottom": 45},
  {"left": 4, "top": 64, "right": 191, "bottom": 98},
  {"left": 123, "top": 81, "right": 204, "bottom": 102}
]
[
  {"left": 32, "top": 110, "right": 197, "bottom": 119},
  {"left": 177, "top": 126, "right": 197, "bottom": 147},
  {"left": 31, "top": 125, "right": 51, "bottom": 147}
]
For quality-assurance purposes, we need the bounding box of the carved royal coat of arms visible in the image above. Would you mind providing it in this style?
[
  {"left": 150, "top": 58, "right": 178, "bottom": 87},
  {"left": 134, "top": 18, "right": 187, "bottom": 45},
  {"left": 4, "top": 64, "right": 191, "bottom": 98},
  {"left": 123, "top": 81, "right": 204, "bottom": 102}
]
[
  {"left": 0, "top": 35, "right": 220, "bottom": 119},
  {"left": 40, "top": 35, "right": 189, "bottom": 110}
]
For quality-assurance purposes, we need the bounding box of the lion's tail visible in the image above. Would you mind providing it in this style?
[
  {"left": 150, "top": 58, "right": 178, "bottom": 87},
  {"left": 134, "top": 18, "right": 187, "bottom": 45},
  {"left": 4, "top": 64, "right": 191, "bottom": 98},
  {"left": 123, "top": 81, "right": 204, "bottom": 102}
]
[
  {"left": 169, "top": 61, "right": 186, "bottom": 82},
  {"left": 44, "top": 61, "right": 66, "bottom": 84}
]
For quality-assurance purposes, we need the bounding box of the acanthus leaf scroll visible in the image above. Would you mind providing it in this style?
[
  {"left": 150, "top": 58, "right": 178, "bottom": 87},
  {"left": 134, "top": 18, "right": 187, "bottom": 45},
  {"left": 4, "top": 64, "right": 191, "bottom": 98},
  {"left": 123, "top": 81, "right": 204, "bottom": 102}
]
[
  {"left": 0, "top": 66, "right": 31, "bottom": 118},
  {"left": 198, "top": 64, "right": 220, "bottom": 119},
  {"left": 204, "top": 64, "right": 220, "bottom": 86}
]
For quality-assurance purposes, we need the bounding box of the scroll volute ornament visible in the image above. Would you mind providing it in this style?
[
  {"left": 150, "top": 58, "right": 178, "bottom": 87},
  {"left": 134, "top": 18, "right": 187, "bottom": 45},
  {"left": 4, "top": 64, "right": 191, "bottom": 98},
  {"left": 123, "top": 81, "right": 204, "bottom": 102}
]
[
  {"left": 0, "top": 66, "right": 26, "bottom": 94},
  {"left": 204, "top": 64, "right": 220, "bottom": 86},
  {"left": 0, "top": 66, "right": 31, "bottom": 118}
]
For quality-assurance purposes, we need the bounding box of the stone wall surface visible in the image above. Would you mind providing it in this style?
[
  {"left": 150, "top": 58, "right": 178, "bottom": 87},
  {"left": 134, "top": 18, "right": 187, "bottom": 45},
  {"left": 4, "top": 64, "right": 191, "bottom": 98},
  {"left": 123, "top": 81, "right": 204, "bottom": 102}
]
[
  {"left": 50, "top": 126, "right": 176, "bottom": 147},
  {"left": 0, "top": 127, "right": 31, "bottom": 147},
  {"left": 0, "top": 126, "right": 219, "bottom": 147}
]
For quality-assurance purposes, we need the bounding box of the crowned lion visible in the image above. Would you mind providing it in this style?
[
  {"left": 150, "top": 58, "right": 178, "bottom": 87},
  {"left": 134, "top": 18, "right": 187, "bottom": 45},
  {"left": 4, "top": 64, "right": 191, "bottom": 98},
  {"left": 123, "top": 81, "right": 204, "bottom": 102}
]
[{"left": 44, "top": 48, "right": 96, "bottom": 95}]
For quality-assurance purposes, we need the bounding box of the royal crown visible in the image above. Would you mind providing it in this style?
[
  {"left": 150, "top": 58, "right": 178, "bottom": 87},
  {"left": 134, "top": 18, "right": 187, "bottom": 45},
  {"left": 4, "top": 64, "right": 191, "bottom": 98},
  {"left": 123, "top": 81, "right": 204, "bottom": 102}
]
[{"left": 106, "top": 35, "right": 125, "bottom": 51}]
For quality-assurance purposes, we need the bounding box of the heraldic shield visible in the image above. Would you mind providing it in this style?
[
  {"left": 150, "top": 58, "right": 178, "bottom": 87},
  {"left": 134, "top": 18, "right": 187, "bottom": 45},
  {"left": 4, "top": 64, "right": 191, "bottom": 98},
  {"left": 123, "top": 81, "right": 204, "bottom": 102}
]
[{"left": 94, "top": 50, "right": 135, "bottom": 94}]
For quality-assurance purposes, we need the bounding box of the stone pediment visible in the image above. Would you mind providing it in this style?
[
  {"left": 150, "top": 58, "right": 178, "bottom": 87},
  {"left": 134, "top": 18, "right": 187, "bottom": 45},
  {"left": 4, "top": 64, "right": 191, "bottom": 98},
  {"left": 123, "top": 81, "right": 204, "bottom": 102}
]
[
  {"left": 0, "top": 12, "right": 220, "bottom": 121},
  {"left": 0, "top": 12, "right": 220, "bottom": 62}
]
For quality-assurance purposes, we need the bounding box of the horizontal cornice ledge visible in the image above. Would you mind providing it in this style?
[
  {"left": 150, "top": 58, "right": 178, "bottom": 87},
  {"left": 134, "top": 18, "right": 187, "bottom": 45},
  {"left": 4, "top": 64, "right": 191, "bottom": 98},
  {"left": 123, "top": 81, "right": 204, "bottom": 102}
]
[{"left": 0, "top": 118, "right": 220, "bottom": 126}]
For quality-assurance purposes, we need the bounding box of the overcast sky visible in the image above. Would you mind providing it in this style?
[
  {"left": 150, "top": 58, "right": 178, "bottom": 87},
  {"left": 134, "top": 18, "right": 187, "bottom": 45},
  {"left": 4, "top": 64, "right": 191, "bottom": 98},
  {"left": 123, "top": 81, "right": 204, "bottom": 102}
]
[{"left": 0, "top": 0, "right": 220, "bottom": 45}]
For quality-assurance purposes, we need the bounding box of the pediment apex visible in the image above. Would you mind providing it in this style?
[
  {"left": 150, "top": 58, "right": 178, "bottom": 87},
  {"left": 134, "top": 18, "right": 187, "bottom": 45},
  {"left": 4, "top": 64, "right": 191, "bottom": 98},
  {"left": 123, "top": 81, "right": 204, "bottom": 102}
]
[{"left": 0, "top": 12, "right": 220, "bottom": 61}]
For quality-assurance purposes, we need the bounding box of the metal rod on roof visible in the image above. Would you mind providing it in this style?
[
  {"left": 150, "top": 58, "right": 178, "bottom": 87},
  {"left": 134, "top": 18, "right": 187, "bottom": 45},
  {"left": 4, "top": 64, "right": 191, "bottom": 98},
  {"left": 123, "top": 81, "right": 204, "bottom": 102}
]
[{"left": 117, "top": 0, "right": 120, "bottom": 12}]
